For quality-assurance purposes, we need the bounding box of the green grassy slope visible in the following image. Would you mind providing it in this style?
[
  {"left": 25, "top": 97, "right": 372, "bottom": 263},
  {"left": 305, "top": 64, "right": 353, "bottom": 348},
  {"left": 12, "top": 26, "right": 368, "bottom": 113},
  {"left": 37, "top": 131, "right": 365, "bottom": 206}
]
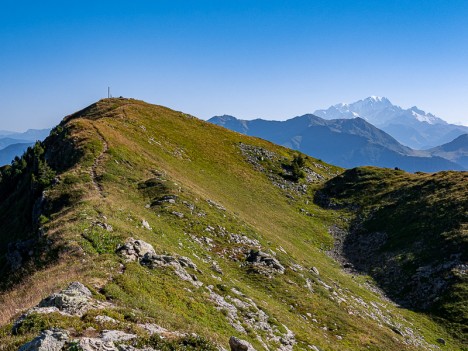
[
  {"left": 0, "top": 98, "right": 464, "bottom": 350},
  {"left": 315, "top": 167, "right": 468, "bottom": 341}
]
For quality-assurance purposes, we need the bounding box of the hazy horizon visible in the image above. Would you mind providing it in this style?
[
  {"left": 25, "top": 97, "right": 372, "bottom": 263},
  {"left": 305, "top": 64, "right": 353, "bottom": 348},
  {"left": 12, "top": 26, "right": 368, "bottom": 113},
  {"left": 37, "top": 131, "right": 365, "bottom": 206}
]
[{"left": 1, "top": 1, "right": 467, "bottom": 130}]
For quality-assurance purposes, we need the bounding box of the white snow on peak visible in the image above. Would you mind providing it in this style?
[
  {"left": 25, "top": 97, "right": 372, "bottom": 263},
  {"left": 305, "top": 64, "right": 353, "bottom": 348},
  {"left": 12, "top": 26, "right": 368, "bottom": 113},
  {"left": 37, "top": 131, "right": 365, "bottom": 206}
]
[{"left": 313, "top": 96, "right": 448, "bottom": 127}]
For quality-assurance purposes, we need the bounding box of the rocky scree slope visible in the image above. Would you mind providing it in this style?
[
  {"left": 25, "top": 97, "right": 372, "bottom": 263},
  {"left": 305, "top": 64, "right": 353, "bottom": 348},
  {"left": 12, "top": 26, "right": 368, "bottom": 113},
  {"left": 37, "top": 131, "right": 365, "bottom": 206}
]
[{"left": 0, "top": 98, "right": 464, "bottom": 350}]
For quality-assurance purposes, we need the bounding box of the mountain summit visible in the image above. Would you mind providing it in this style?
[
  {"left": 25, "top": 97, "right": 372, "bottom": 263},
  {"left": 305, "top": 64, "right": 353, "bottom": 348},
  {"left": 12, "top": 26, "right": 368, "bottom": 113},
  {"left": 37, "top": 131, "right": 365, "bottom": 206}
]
[{"left": 314, "top": 97, "right": 467, "bottom": 149}]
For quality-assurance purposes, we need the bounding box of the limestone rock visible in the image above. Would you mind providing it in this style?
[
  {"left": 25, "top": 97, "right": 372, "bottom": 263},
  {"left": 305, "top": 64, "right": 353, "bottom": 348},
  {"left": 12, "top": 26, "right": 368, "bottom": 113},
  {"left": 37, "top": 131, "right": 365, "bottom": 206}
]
[
  {"left": 137, "top": 323, "right": 185, "bottom": 338},
  {"left": 77, "top": 337, "right": 117, "bottom": 351},
  {"left": 117, "top": 238, "right": 156, "bottom": 261},
  {"left": 229, "top": 336, "right": 256, "bottom": 351},
  {"left": 101, "top": 330, "right": 137, "bottom": 342},
  {"left": 38, "top": 282, "right": 93, "bottom": 316},
  {"left": 142, "top": 220, "right": 152, "bottom": 230},
  {"left": 18, "top": 328, "right": 69, "bottom": 351}
]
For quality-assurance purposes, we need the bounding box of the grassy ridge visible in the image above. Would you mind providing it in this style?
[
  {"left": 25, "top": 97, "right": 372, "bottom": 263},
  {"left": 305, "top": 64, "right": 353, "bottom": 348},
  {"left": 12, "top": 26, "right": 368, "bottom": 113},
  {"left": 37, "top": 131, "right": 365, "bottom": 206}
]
[{"left": 0, "top": 98, "right": 464, "bottom": 350}]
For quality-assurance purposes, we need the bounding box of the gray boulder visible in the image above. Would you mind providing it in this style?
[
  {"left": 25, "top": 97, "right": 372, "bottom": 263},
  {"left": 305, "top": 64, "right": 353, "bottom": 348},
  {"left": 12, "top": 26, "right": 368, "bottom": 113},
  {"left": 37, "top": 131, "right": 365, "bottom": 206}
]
[
  {"left": 18, "top": 329, "right": 69, "bottom": 351},
  {"left": 39, "top": 282, "right": 93, "bottom": 316},
  {"left": 246, "top": 250, "right": 285, "bottom": 274},
  {"left": 117, "top": 238, "right": 156, "bottom": 261},
  {"left": 229, "top": 336, "right": 256, "bottom": 351}
]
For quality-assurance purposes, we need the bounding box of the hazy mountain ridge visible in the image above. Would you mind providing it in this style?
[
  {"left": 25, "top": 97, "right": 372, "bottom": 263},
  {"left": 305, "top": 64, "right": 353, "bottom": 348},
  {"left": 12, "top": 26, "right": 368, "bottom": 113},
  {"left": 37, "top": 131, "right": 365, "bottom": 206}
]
[
  {"left": 314, "top": 97, "right": 468, "bottom": 149},
  {"left": 0, "top": 129, "right": 51, "bottom": 166},
  {"left": 427, "top": 133, "right": 468, "bottom": 169},
  {"left": 0, "top": 143, "right": 34, "bottom": 166},
  {"left": 0, "top": 98, "right": 465, "bottom": 350},
  {"left": 208, "top": 114, "right": 464, "bottom": 172}
]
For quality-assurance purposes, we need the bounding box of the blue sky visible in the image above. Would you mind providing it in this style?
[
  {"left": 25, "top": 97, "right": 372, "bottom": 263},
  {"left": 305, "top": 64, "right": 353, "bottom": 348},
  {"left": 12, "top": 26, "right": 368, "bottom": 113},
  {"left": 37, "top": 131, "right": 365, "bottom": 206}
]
[{"left": 1, "top": 0, "right": 467, "bottom": 131}]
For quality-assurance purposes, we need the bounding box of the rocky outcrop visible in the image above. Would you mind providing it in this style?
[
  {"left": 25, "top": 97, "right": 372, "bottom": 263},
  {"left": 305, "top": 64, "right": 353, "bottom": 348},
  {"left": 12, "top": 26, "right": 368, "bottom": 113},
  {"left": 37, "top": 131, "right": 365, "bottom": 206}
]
[
  {"left": 117, "top": 238, "right": 202, "bottom": 287},
  {"left": 14, "top": 282, "right": 109, "bottom": 333},
  {"left": 117, "top": 238, "right": 156, "bottom": 261},
  {"left": 246, "top": 250, "right": 285, "bottom": 274},
  {"left": 208, "top": 286, "right": 295, "bottom": 350},
  {"left": 141, "top": 252, "right": 202, "bottom": 287},
  {"left": 77, "top": 337, "right": 117, "bottom": 351},
  {"left": 18, "top": 329, "right": 141, "bottom": 351},
  {"left": 38, "top": 282, "right": 95, "bottom": 316},
  {"left": 18, "top": 328, "right": 69, "bottom": 351}
]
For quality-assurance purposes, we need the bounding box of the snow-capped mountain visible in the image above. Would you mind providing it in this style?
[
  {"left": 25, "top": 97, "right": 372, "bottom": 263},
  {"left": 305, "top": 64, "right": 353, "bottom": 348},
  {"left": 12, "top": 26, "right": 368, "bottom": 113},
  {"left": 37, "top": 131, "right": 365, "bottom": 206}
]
[{"left": 314, "top": 97, "right": 467, "bottom": 149}]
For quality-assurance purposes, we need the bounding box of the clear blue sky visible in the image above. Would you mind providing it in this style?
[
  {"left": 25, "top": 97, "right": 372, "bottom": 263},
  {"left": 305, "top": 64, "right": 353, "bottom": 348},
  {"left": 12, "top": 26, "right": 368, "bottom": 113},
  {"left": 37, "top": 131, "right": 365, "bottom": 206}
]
[{"left": 1, "top": 0, "right": 467, "bottom": 131}]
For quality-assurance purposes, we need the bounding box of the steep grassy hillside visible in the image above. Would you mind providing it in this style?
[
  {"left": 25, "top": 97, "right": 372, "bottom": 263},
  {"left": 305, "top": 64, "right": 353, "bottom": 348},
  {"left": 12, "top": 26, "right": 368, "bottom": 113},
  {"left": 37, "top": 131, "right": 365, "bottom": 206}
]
[
  {"left": 0, "top": 98, "right": 464, "bottom": 350},
  {"left": 316, "top": 167, "right": 468, "bottom": 341}
]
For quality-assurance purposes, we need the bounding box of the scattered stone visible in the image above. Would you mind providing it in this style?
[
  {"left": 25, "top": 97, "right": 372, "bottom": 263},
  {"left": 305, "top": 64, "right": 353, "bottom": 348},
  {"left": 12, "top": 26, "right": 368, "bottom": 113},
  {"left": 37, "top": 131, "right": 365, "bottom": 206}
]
[
  {"left": 290, "top": 263, "right": 304, "bottom": 272},
  {"left": 95, "top": 221, "right": 113, "bottom": 232},
  {"left": 311, "top": 267, "right": 320, "bottom": 275},
  {"left": 208, "top": 286, "right": 295, "bottom": 349},
  {"left": 229, "top": 234, "right": 260, "bottom": 247},
  {"left": 182, "top": 201, "right": 195, "bottom": 211},
  {"left": 154, "top": 195, "right": 177, "bottom": 205},
  {"left": 142, "top": 220, "right": 152, "bottom": 230},
  {"left": 172, "top": 211, "right": 184, "bottom": 218},
  {"left": 207, "top": 199, "right": 226, "bottom": 211},
  {"left": 117, "top": 238, "right": 156, "bottom": 261},
  {"left": 229, "top": 336, "right": 256, "bottom": 351},
  {"left": 211, "top": 261, "right": 224, "bottom": 274},
  {"left": 18, "top": 328, "right": 69, "bottom": 351}
]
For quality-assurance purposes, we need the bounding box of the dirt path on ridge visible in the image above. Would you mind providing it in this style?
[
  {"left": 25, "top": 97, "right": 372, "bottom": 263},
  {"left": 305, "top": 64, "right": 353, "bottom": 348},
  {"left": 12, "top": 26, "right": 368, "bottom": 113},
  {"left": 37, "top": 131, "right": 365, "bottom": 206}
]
[{"left": 90, "top": 124, "right": 109, "bottom": 197}]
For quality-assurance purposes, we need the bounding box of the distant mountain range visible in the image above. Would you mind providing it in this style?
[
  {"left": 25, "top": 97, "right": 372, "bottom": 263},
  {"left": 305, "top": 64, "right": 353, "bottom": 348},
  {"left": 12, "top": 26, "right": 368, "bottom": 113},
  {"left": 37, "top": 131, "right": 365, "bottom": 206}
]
[
  {"left": 0, "top": 129, "right": 50, "bottom": 166},
  {"left": 208, "top": 114, "right": 465, "bottom": 172},
  {"left": 314, "top": 97, "right": 468, "bottom": 149},
  {"left": 0, "top": 143, "right": 34, "bottom": 165},
  {"left": 428, "top": 133, "right": 468, "bottom": 169}
]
